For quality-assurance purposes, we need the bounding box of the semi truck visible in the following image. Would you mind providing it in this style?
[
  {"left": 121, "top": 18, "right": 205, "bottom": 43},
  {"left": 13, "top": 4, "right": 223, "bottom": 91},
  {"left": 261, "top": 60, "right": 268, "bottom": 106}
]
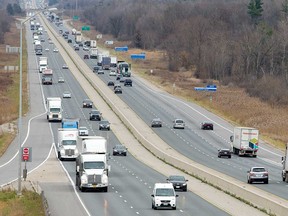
[
  {"left": 230, "top": 127, "right": 259, "bottom": 157},
  {"left": 90, "top": 48, "right": 98, "bottom": 59},
  {"left": 75, "top": 153, "right": 109, "bottom": 192},
  {"left": 46, "top": 97, "right": 62, "bottom": 122},
  {"left": 57, "top": 128, "right": 79, "bottom": 160},
  {"left": 90, "top": 40, "right": 97, "bottom": 48},
  {"left": 62, "top": 118, "right": 80, "bottom": 129},
  {"left": 75, "top": 31, "right": 82, "bottom": 43},
  {"left": 42, "top": 69, "right": 53, "bottom": 85},
  {"left": 35, "top": 44, "right": 42, "bottom": 55},
  {"left": 39, "top": 57, "right": 48, "bottom": 73},
  {"left": 110, "top": 56, "right": 117, "bottom": 70},
  {"left": 282, "top": 144, "right": 288, "bottom": 182},
  {"left": 117, "top": 61, "right": 132, "bottom": 77},
  {"left": 102, "top": 57, "right": 111, "bottom": 70}
]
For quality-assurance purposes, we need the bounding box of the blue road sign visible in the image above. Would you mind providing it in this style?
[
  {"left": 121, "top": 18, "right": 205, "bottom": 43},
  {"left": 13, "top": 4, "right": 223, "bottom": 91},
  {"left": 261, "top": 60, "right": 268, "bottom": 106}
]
[
  {"left": 194, "top": 85, "right": 217, "bottom": 92},
  {"left": 115, "top": 46, "right": 128, "bottom": 52},
  {"left": 131, "top": 53, "right": 146, "bottom": 60}
]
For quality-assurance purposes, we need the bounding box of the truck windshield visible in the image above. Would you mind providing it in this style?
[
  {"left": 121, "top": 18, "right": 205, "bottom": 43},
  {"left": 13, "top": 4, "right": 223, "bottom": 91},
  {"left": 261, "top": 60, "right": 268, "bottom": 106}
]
[
  {"left": 155, "top": 188, "right": 174, "bottom": 196},
  {"left": 50, "top": 108, "right": 60, "bottom": 112},
  {"left": 84, "top": 161, "right": 105, "bottom": 169},
  {"left": 62, "top": 140, "right": 76, "bottom": 145}
]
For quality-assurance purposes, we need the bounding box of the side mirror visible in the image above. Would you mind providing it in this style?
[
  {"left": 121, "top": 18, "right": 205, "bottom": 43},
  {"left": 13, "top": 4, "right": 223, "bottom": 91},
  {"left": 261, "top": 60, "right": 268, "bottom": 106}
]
[
  {"left": 176, "top": 194, "right": 179, "bottom": 197},
  {"left": 282, "top": 156, "right": 284, "bottom": 161},
  {"left": 186, "top": 179, "right": 188, "bottom": 182},
  {"left": 230, "top": 135, "right": 233, "bottom": 142},
  {"left": 151, "top": 194, "right": 154, "bottom": 197}
]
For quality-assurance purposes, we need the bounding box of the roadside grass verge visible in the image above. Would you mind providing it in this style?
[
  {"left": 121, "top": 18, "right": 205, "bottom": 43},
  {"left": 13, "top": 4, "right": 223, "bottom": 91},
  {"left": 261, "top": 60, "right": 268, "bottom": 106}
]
[
  {"left": 0, "top": 20, "right": 28, "bottom": 155},
  {"left": 0, "top": 189, "right": 45, "bottom": 216}
]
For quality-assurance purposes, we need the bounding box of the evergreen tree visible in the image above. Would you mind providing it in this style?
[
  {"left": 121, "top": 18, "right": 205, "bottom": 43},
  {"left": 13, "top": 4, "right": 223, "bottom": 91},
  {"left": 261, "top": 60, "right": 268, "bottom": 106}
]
[
  {"left": 247, "top": 0, "right": 263, "bottom": 25},
  {"left": 282, "top": 0, "right": 288, "bottom": 21},
  {"left": 6, "top": 4, "right": 14, "bottom": 15}
]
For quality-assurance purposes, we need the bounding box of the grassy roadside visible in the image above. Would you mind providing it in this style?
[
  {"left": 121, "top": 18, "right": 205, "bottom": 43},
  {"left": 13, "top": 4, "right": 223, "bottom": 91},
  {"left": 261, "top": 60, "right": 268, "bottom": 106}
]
[
  {"left": 0, "top": 19, "right": 42, "bottom": 215},
  {"left": 0, "top": 189, "right": 44, "bottom": 216},
  {"left": 0, "top": 20, "right": 29, "bottom": 156}
]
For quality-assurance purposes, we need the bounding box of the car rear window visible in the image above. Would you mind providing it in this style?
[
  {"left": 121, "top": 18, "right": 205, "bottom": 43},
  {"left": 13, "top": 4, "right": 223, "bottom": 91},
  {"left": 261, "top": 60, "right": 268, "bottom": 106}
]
[{"left": 253, "top": 168, "right": 266, "bottom": 172}]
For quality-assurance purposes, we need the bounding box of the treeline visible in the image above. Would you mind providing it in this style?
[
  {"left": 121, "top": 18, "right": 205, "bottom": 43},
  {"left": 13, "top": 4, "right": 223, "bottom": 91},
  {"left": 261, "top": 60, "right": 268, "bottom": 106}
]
[
  {"left": 77, "top": 0, "right": 288, "bottom": 105},
  {"left": 0, "top": 11, "right": 11, "bottom": 43}
]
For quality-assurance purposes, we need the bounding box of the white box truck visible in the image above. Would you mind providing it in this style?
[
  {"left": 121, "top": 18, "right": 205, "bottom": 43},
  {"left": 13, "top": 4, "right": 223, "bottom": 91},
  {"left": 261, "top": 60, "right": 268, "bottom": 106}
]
[
  {"left": 110, "top": 56, "right": 117, "bottom": 70},
  {"left": 230, "top": 127, "right": 259, "bottom": 157},
  {"left": 39, "top": 57, "right": 48, "bottom": 73},
  {"left": 57, "top": 128, "right": 79, "bottom": 160},
  {"left": 46, "top": 97, "right": 62, "bottom": 122},
  {"left": 90, "top": 48, "right": 98, "bottom": 59},
  {"left": 282, "top": 144, "right": 288, "bottom": 182},
  {"left": 90, "top": 40, "right": 97, "bottom": 48},
  {"left": 81, "top": 136, "right": 107, "bottom": 154}
]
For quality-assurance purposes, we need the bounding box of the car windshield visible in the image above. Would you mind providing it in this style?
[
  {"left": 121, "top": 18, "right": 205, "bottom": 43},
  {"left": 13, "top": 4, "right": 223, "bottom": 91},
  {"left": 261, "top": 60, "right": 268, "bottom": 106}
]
[
  {"left": 100, "top": 120, "right": 109, "bottom": 124},
  {"left": 91, "top": 110, "right": 100, "bottom": 114},
  {"left": 50, "top": 108, "right": 60, "bottom": 112},
  {"left": 176, "top": 120, "right": 184, "bottom": 123},
  {"left": 62, "top": 140, "right": 76, "bottom": 145},
  {"left": 252, "top": 168, "right": 266, "bottom": 172},
  {"left": 115, "top": 145, "right": 125, "bottom": 150},
  {"left": 155, "top": 188, "right": 174, "bottom": 196},
  {"left": 169, "top": 176, "right": 185, "bottom": 181},
  {"left": 84, "top": 161, "right": 105, "bottom": 169},
  {"left": 79, "top": 127, "right": 87, "bottom": 130},
  {"left": 84, "top": 100, "right": 92, "bottom": 103}
]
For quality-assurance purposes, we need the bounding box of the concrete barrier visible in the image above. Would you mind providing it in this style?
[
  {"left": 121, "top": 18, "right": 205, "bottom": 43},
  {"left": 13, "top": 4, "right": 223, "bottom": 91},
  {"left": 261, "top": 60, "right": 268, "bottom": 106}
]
[{"left": 40, "top": 14, "right": 288, "bottom": 216}]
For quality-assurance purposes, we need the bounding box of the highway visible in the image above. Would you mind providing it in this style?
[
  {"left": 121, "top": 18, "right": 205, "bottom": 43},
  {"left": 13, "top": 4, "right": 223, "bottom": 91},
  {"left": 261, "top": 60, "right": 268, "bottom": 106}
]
[
  {"left": 46, "top": 14, "right": 288, "bottom": 201},
  {"left": 0, "top": 14, "right": 231, "bottom": 216}
]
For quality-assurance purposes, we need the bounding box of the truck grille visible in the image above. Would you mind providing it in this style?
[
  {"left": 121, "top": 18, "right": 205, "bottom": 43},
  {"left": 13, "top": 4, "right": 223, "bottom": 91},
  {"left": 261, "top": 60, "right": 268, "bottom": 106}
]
[
  {"left": 65, "top": 149, "right": 75, "bottom": 156},
  {"left": 52, "top": 114, "right": 58, "bottom": 118},
  {"left": 88, "top": 174, "right": 101, "bottom": 184}
]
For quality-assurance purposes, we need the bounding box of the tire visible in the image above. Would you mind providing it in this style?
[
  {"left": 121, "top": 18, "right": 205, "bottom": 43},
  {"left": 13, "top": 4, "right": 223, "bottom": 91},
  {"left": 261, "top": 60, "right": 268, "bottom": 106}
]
[
  {"left": 172, "top": 207, "right": 177, "bottom": 210},
  {"left": 228, "top": 156, "right": 231, "bottom": 158},
  {"left": 124, "top": 153, "right": 127, "bottom": 156},
  {"left": 75, "top": 176, "right": 79, "bottom": 186},
  {"left": 103, "top": 187, "right": 108, "bottom": 192},
  {"left": 253, "top": 155, "right": 257, "bottom": 158},
  {"left": 183, "top": 187, "right": 187, "bottom": 192},
  {"left": 264, "top": 180, "right": 269, "bottom": 184},
  {"left": 152, "top": 203, "right": 154, "bottom": 209},
  {"left": 58, "top": 152, "right": 62, "bottom": 161}
]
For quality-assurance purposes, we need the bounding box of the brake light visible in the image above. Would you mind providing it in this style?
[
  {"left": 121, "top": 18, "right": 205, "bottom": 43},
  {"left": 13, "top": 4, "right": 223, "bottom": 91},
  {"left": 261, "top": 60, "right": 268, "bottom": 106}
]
[{"left": 263, "top": 172, "right": 268, "bottom": 176}]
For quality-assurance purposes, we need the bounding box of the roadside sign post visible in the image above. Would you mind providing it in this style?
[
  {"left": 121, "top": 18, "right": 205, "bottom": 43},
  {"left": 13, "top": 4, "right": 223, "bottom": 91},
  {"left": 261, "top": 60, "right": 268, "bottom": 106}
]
[
  {"left": 194, "top": 85, "right": 217, "bottom": 102},
  {"left": 22, "top": 147, "right": 32, "bottom": 181}
]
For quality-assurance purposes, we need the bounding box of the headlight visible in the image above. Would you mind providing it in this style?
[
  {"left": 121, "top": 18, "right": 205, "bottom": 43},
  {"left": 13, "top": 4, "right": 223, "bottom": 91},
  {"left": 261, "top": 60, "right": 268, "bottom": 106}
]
[
  {"left": 182, "top": 183, "right": 187, "bottom": 186},
  {"left": 60, "top": 149, "right": 65, "bottom": 154},
  {"left": 102, "top": 175, "right": 108, "bottom": 184},
  {"left": 75, "top": 149, "right": 79, "bottom": 154},
  {"left": 59, "top": 114, "right": 62, "bottom": 118},
  {"left": 81, "top": 174, "right": 88, "bottom": 184}
]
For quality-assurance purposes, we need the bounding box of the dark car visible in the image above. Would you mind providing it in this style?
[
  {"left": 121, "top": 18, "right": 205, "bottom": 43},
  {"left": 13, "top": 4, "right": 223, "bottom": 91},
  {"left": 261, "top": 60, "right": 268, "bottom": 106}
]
[
  {"left": 78, "top": 42, "right": 83, "bottom": 47},
  {"left": 201, "top": 122, "right": 214, "bottom": 130},
  {"left": 167, "top": 175, "right": 188, "bottom": 191},
  {"left": 116, "top": 74, "right": 122, "bottom": 80},
  {"left": 89, "top": 109, "right": 101, "bottom": 121},
  {"left": 218, "top": 148, "right": 231, "bottom": 158},
  {"left": 74, "top": 45, "right": 80, "bottom": 51},
  {"left": 84, "top": 54, "right": 89, "bottom": 59},
  {"left": 99, "top": 120, "right": 110, "bottom": 130},
  {"left": 93, "top": 65, "right": 100, "bottom": 73},
  {"left": 107, "top": 81, "right": 115, "bottom": 86},
  {"left": 67, "top": 38, "right": 72, "bottom": 43},
  {"left": 112, "top": 144, "right": 127, "bottom": 156},
  {"left": 151, "top": 118, "right": 162, "bottom": 127},
  {"left": 114, "top": 87, "right": 122, "bottom": 94},
  {"left": 83, "top": 99, "right": 93, "bottom": 108},
  {"left": 124, "top": 79, "right": 132, "bottom": 87}
]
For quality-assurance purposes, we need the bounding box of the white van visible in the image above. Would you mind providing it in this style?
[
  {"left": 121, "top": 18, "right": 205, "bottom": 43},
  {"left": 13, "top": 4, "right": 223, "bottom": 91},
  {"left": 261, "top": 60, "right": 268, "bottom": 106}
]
[{"left": 151, "top": 183, "right": 178, "bottom": 210}]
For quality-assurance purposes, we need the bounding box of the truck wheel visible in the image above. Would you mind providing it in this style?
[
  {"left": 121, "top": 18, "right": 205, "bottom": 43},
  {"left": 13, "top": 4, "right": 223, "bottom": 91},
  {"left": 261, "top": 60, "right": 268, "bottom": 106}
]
[
  {"left": 76, "top": 176, "right": 79, "bottom": 186},
  {"left": 103, "top": 187, "right": 108, "bottom": 192},
  {"left": 253, "top": 155, "right": 257, "bottom": 158},
  {"left": 172, "top": 207, "right": 177, "bottom": 210},
  {"left": 285, "top": 173, "right": 288, "bottom": 183},
  {"left": 57, "top": 152, "right": 62, "bottom": 161},
  {"left": 265, "top": 180, "right": 269, "bottom": 184}
]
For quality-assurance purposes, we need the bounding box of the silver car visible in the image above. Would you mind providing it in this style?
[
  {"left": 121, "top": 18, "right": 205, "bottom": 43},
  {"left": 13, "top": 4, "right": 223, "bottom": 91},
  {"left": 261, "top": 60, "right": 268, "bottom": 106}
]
[
  {"left": 173, "top": 119, "right": 185, "bottom": 129},
  {"left": 63, "top": 91, "right": 71, "bottom": 98},
  {"left": 247, "top": 167, "right": 269, "bottom": 184}
]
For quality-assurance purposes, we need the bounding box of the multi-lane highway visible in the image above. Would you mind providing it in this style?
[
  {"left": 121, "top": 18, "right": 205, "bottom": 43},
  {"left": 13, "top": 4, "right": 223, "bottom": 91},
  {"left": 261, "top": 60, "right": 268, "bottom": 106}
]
[
  {"left": 47, "top": 19, "right": 288, "bottom": 201},
  {"left": 0, "top": 14, "right": 234, "bottom": 216}
]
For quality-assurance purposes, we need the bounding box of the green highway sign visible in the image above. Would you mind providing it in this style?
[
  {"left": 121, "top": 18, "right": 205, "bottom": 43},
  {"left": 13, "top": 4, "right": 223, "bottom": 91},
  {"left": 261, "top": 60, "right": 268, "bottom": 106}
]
[
  {"left": 73, "top": 16, "right": 79, "bottom": 20},
  {"left": 82, "top": 26, "right": 90, "bottom": 31}
]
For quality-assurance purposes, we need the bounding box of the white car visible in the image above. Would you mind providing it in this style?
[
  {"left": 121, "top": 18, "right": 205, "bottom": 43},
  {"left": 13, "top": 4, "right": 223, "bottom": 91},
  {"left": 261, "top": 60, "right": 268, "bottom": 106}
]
[
  {"left": 62, "top": 64, "right": 68, "bottom": 69},
  {"left": 78, "top": 126, "right": 89, "bottom": 136},
  {"left": 83, "top": 46, "right": 89, "bottom": 51},
  {"left": 173, "top": 119, "right": 185, "bottom": 129},
  {"left": 45, "top": 48, "right": 49, "bottom": 51},
  {"left": 151, "top": 183, "right": 178, "bottom": 210},
  {"left": 53, "top": 48, "right": 59, "bottom": 52},
  {"left": 63, "top": 91, "right": 71, "bottom": 98},
  {"left": 109, "top": 71, "right": 117, "bottom": 76}
]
